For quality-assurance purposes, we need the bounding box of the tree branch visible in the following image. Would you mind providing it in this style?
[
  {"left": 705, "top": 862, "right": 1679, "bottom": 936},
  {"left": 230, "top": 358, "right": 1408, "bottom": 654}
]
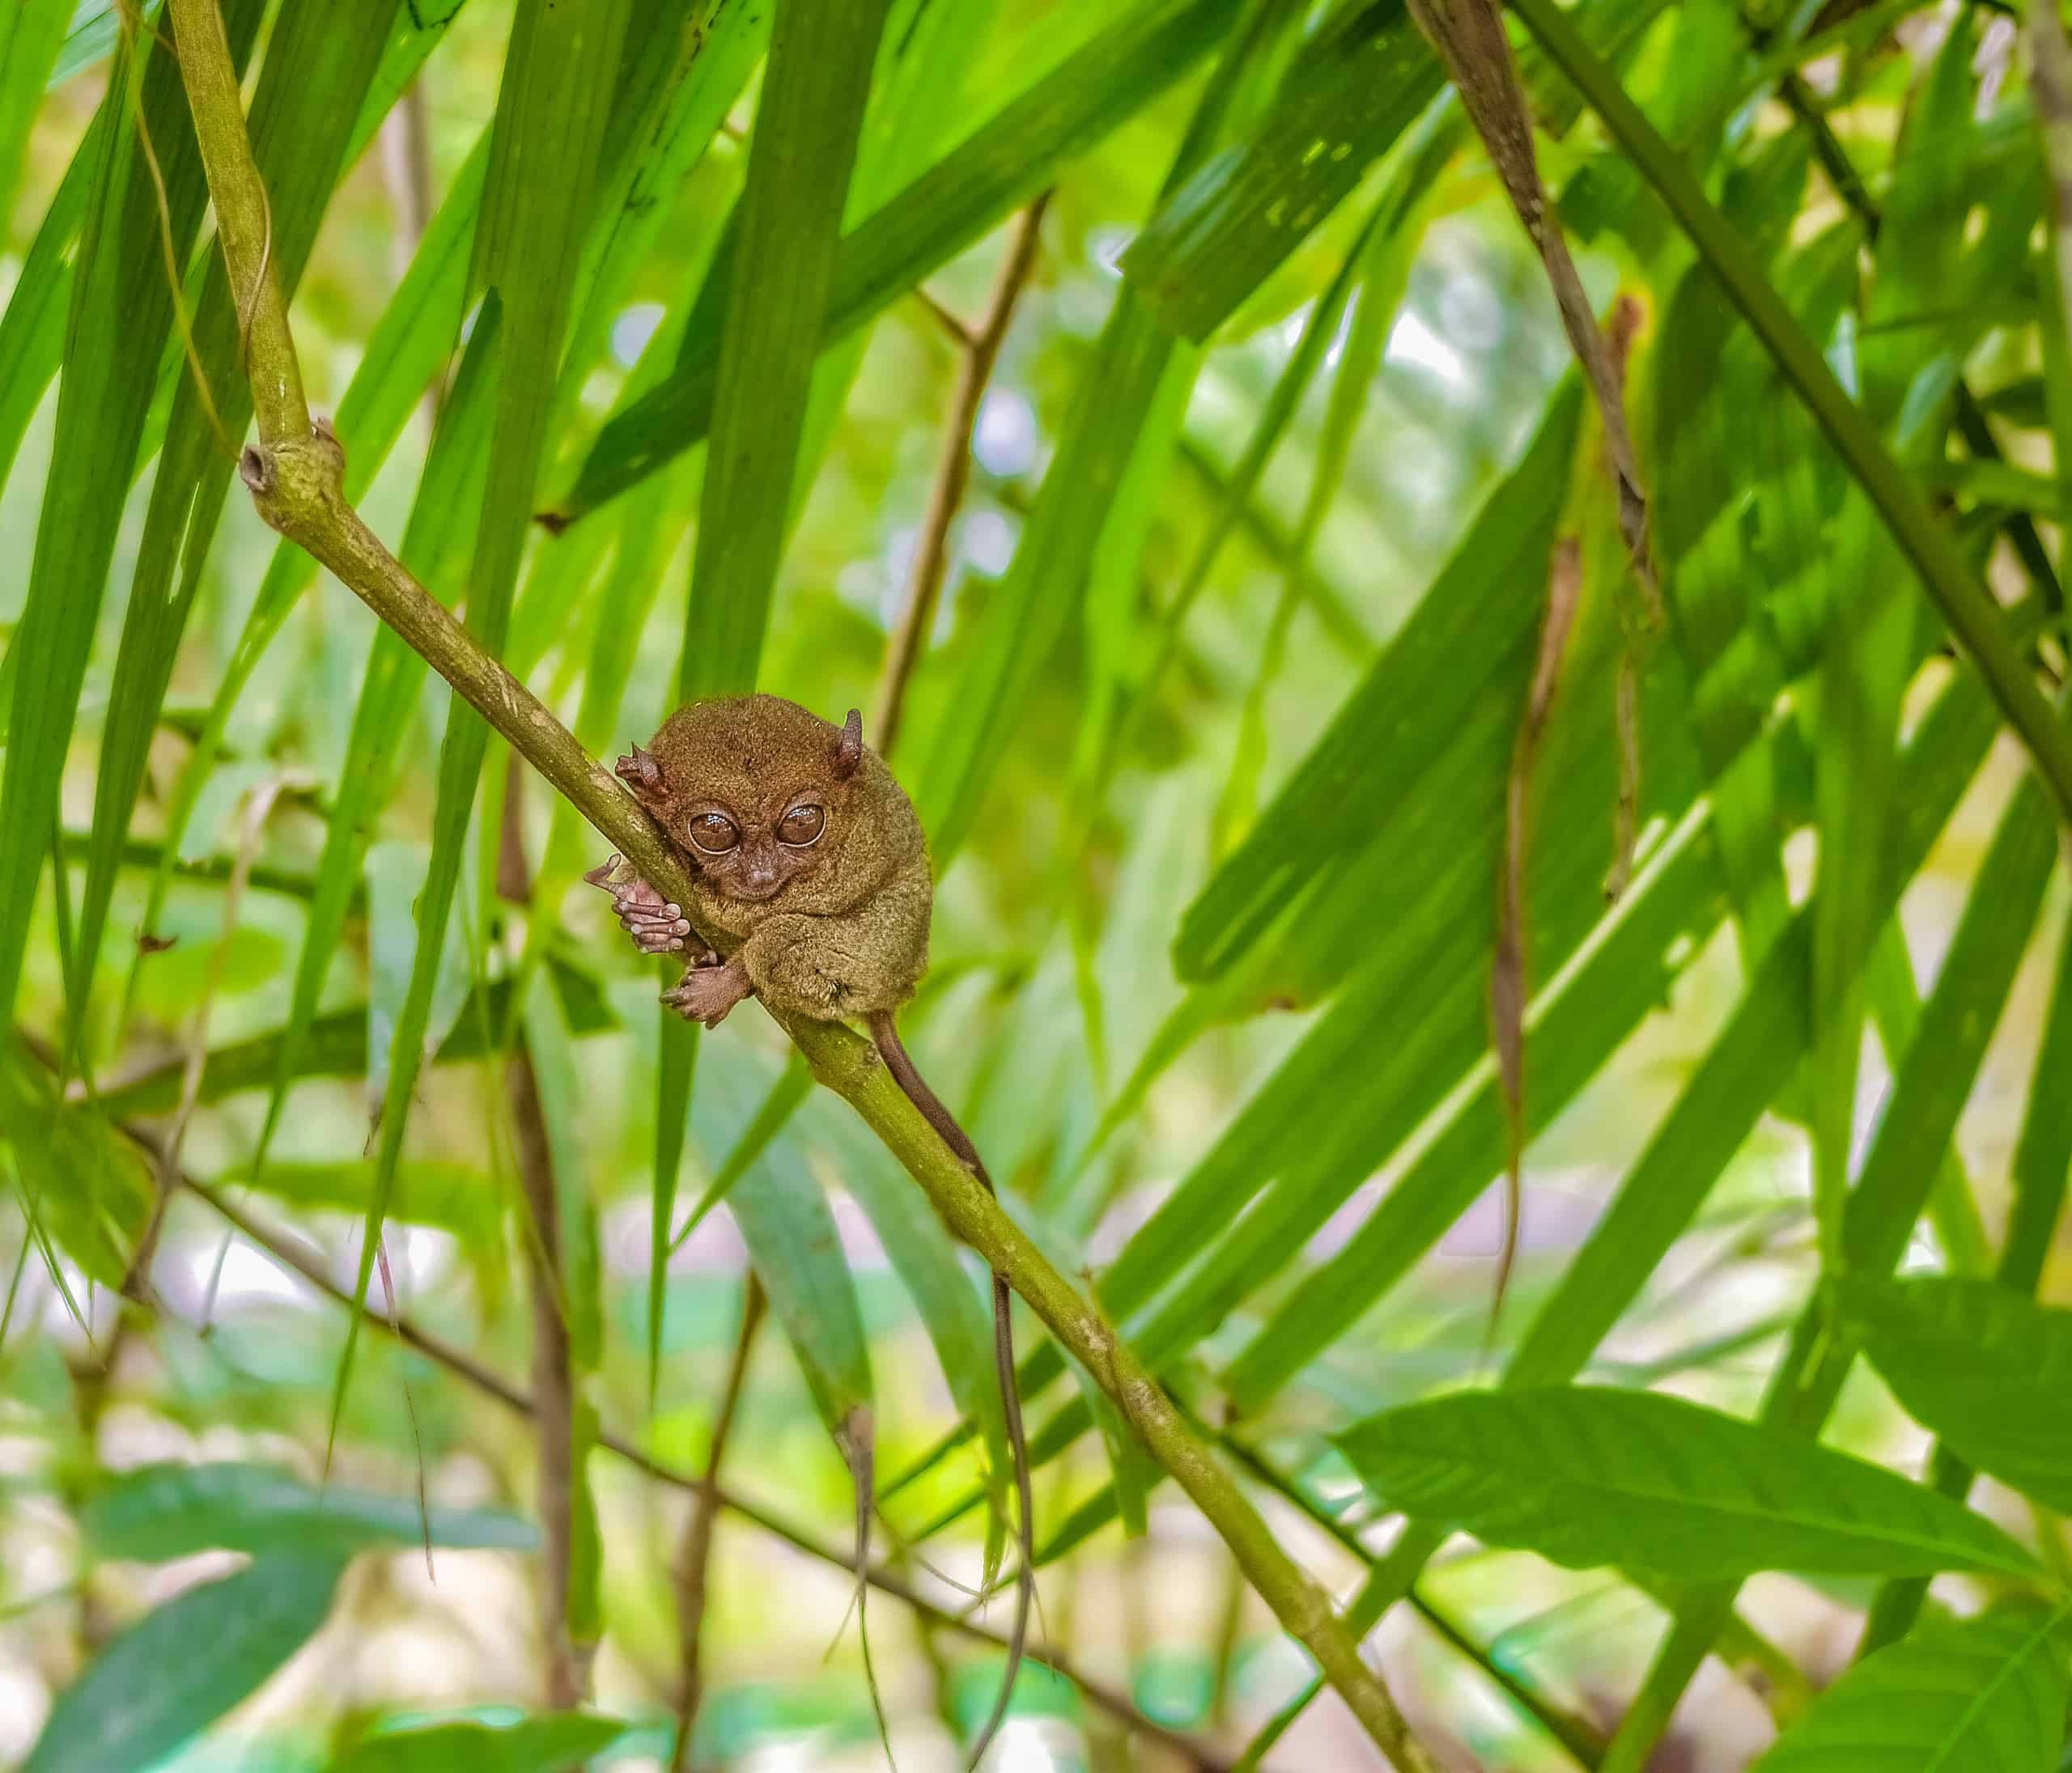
[
  {"left": 168, "top": 4, "right": 1437, "bottom": 1761},
  {"left": 872, "top": 193, "right": 1049, "bottom": 755}
]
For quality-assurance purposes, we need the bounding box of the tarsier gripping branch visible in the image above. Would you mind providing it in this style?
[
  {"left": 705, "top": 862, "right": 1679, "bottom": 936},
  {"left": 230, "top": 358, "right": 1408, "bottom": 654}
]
[{"left": 586, "top": 694, "right": 1034, "bottom": 1767}]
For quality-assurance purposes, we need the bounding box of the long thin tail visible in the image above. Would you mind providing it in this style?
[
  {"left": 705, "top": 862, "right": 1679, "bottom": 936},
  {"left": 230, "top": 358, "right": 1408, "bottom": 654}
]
[{"left": 868, "top": 1012, "right": 1035, "bottom": 1770}]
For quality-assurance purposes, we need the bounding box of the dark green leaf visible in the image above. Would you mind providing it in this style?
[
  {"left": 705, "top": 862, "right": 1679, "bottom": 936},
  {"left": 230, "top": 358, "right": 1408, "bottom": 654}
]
[
  {"left": 23, "top": 1551, "right": 347, "bottom": 1773},
  {"left": 1841, "top": 1279, "right": 2072, "bottom": 1516},
  {"left": 548, "top": 0, "right": 1242, "bottom": 524},
  {"left": 1122, "top": 0, "right": 1443, "bottom": 341},
  {"left": 1751, "top": 1603, "right": 2071, "bottom": 1773},
  {"left": 1336, "top": 1386, "right": 2039, "bottom": 1580}
]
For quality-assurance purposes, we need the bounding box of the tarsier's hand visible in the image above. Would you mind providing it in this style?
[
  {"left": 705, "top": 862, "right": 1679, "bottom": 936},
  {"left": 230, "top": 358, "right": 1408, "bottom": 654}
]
[
  {"left": 660, "top": 956, "right": 754, "bottom": 1029},
  {"left": 583, "top": 855, "right": 709, "bottom": 961}
]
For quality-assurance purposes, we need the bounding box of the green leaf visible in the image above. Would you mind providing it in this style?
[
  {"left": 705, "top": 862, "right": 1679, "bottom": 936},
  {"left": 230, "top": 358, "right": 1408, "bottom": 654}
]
[
  {"left": 677, "top": 0, "right": 891, "bottom": 694},
  {"left": 547, "top": 0, "right": 1242, "bottom": 525},
  {"left": 136, "top": 129, "right": 493, "bottom": 971},
  {"left": 249, "top": 299, "right": 503, "bottom": 1182},
  {"left": 73, "top": 0, "right": 409, "bottom": 1050},
  {"left": 342, "top": 0, "right": 633, "bottom": 1443},
  {"left": 330, "top": 1714, "right": 636, "bottom": 1773},
  {"left": 0, "top": 0, "right": 266, "bottom": 1037},
  {"left": 1840, "top": 1279, "right": 2072, "bottom": 1516},
  {"left": 0, "top": 3, "right": 70, "bottom": 245},
  {"left": 1504, "top": 668, "right": 2003, "bottom": 1389},
  {"left": 1335, "top": 1386, "right": 2040, "bottom": 1581},
  {"left": 1122, "top": 0, "right": 1444, "bottom": 341},
  {"left": 695, "top": 1046, "right": 872, "bottom": 1435},
  {"left": 1750, "top": 1603, "right": 2071, "bottom": 1773},
  {"left": 2, "top": 1047, "right": 153, "bottom": 1290},
  {"left": 23, "top": 1551, "right": 348, "bottom": 1773},
  {"left": 1172, "top": 381, "right": 1582, "bottom": 981},
  {"left": 1507, "top": 0, "right": 2072, "bottom": 826},
  {"left": 81, "top": 1462, "right": 538, "bottom": 1560}
]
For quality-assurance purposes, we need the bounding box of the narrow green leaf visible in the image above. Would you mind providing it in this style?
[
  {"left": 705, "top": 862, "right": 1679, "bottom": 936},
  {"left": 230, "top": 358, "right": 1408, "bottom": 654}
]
[
  {"left": 1, "top": 1047, "right": 152, "bottom": 1290},
  {"left": 0, "top": 3, "right": 71, "bottom": 248},
  {"left": 1841, "top": 1279, "right": 2072, "bottom": 1516},
  {"left": 332, "top": 1715, "right": 636, "bottom": 1773},
  {"left": 679, "top": 0, "right": 892, "bottom": 694},
  {"left": 1508, "top": 0, "right": 2072, "bottom": 823},
  {"left": 1174, "top": 383, "right": 1582, "bottom": 981},
  {"left": 341, "top": 0, "right": 633, "bottom": 1440},
  {"left": 520, "top": 976, "right": 606, "bottom": 1374},
  {"left": 548, "top": 0, "right": 1242, "bottom": 525},
  {"left": 698, "top": 1050, "right": 872, "bottom": 1433},
  {"left": 1122, "top": 0, "right": 1442, "bottom": 341},
  {"left": 23, "top": 1551, "right": 348, "bottom": 1773},
  {"left": 1751, "top": 1603, "right": 2071, "bottom": 1773},
  {"left": 136, "top": 129, "right": 493, "bottom": 966},
  {"left": 248, "top": 301, "right": 503, "bottom": 1182},
  {"left": 77, "top": 0, "right": 418, "bottom": 1044},
  {"left": 82, "top": 1462, "right": 538, "bottom": 1560},
  {"left": 1337, "top": 1386, "right": 2039, "bottom": 1581},
  {"left": 0, "top": 0, "right": 265, "bottom": 1036},
  {"left": 1505, "top": 669, "right": 2004, "bottom": 1388}
]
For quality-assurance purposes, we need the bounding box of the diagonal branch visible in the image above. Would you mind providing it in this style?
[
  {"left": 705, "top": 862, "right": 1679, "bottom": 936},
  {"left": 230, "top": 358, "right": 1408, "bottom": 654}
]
[{"left": 166, "top": 2, "right": 1437, "bottom": 1762}]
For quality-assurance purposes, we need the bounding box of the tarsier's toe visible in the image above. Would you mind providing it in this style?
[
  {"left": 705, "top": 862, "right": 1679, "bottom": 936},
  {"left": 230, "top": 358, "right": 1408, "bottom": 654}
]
[{"left": 583, "top": 854, "right": 627, "bottom": 889}]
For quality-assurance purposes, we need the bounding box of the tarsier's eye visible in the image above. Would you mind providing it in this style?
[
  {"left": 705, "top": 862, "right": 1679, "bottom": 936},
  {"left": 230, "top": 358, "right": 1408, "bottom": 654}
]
[
  {"left": 688, "top": 812, "right": 740, "bottom": 855},
  {"left": 777, "top": 803, "right": 826, "bottom": 847}
]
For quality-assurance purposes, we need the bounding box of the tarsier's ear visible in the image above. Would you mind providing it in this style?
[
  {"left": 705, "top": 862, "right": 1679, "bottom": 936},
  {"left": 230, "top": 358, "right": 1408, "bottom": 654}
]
[
  {"left": 832, "top": 707, "right": 864, "bottom": 780},
  {"left": 616, "top": 744, "right": 671, "bottom": 811}
]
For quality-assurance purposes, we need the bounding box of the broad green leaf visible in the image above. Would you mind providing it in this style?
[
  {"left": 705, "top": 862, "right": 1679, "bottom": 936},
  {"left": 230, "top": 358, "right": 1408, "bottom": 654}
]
[
  {"left": 1600, "top": 766, "right": 2063, "bottom": 1764},
  {"left": 547, "top": 0, "right": 1242, "bottom": 525},
  {"left": 1336, "top": 1386, "right": 2039, "bottom": 1580},
  {"left": 0, "top": 0, "right": 265, "bottom": 1037},
  {"left": 331, "top": 1714, "right": 636, "bottom": 1773},
  {"left": 23, "top": 1551, "right": 348, "bottom": 1773},
  {"left": 1840, "top": 1279, "right": 2072, "bottom": 1516},
  {"left": 81, "top": 1462, "right": 538, "bottom": 1559},
  {"left": 1751, "top": 1603, "right": 2071, "bottom": 1773},
  {"left": 214, "top": 1159, "right": 496, "bottom": 1244},
  {"left": 342, "top": 0, "right": 633, "bottom": 1440},
  {"left": 1122, "top": 0, "right": 1442, "bottom": 341}
]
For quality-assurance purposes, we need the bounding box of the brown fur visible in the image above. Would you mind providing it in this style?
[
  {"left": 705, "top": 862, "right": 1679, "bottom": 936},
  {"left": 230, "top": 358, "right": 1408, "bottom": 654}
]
[{"left": 622, "top": 694, "right": 932, "bottom": 1020}]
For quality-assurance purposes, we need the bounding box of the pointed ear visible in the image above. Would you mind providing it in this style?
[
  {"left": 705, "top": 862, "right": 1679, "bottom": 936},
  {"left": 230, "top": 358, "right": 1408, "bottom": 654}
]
[
  {"left": 615, "top": 744, "right": 672, "bottom": 811},
  {"left": 832, "top": 707, "right": 864, "bottom": 780}
]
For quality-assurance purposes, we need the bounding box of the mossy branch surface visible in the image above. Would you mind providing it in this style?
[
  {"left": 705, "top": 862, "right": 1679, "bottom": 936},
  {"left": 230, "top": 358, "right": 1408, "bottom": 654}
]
[{"left": 165, "top": 2, "right": 1438, "bottom": 1762}]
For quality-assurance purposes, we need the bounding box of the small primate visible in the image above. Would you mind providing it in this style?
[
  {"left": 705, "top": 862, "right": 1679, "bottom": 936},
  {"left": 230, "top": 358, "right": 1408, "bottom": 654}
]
[{"left": 586, "top": 693, "right": 1033, "bottom": 1767}]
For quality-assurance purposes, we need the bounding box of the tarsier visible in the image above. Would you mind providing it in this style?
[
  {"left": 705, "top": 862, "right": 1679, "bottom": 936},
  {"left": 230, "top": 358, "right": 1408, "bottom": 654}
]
[{"left": 585, "top": 694, "right": 1033, "bottom": 1765}]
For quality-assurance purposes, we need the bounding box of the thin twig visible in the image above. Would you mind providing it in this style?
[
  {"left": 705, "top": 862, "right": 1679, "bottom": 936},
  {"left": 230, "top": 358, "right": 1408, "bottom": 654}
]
[
  {"left": 672, "top": 1274, "right": 765, "bottom": 1772},
  {"left": 178, "top": 1176, "right": 1232, "bottom": 1771},
  {"left": 170, "top": 3, "right": 1439, "bottom": 1758},
  {"left": 873, "top": 195, "right": 1050, "bottom": 756}
]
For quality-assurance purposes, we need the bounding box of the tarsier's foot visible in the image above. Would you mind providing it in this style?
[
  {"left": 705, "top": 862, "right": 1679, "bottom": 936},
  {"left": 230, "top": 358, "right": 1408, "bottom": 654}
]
[
  {"left": 583, "top": 855, "right": 705, "bottom": 958},
  {"left": 662, "top": 955, "right": 754, "bottom": 1029}
]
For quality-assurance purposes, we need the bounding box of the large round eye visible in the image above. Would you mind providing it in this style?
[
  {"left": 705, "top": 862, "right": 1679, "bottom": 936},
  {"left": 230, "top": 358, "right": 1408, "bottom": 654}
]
[
  {"left": 777, "top": 803, "right": 826, "bottom": 847},
  {"left": 687, "top": 812, "right": 740, "bottom": 855}
]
